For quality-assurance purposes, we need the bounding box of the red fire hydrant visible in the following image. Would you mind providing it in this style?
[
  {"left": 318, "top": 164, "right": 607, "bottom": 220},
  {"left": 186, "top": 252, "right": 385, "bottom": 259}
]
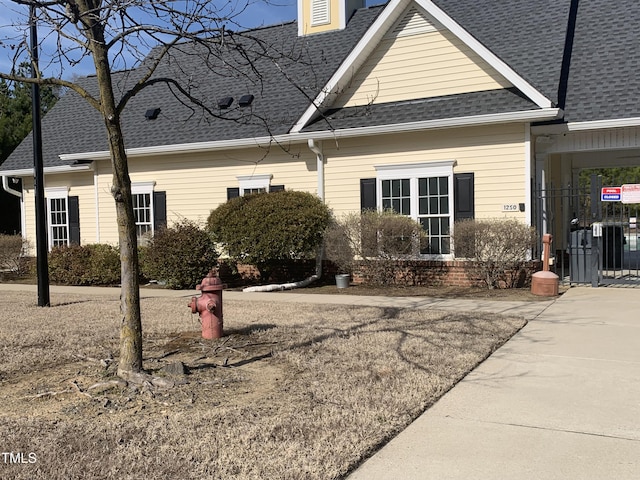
[{"left": 189, "top": 272, "right": 225, "bottom": 339}]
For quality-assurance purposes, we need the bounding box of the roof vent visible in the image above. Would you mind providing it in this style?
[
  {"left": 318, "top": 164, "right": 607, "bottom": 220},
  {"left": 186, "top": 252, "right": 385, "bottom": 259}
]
[
  {"left": 145, "top": 108, "right": 161, "bottom": 120},
  {"left": 217, "top": 96, "right": 233, "bottom": 109},
  {"left": 238, "top": 94, "right": 254, "bottom": 107}
]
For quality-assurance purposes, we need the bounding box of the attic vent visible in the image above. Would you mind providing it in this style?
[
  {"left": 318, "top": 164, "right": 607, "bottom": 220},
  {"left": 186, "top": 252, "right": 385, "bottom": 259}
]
[
  {"left": 311, "top": 0, "right": 330, "bottom": 26},
  {"left": 217, "top": 97, "right": 233, "bottom": 109},
  {"left": 145, "top": 108, "right": 161, "bottom": 120},
  {"left": 387, "top": 7, "right": 439, "bottom": 38},
  {"left": 238, "top": 94, "right": 254, "bottom": 107}
]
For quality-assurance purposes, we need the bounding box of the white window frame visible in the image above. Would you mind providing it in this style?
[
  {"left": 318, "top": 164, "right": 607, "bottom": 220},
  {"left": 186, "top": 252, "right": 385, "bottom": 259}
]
[
  {"left": 45, "top": 187, "right": 70, "bottom": 249},
  {"left": 375, "top": 161, "right": 456, "bottom": 259},
  {"left": 131, "top": 181, "right": 155, "bottom": 239},
  {"left": 236, "top": 174, "right": 272, "bottom": 196}
]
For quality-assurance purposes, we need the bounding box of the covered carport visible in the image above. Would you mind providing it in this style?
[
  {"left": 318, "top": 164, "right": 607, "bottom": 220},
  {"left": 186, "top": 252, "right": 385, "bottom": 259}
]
[{"left": 533, "top": 123, "right": 640, "bottom": 286}]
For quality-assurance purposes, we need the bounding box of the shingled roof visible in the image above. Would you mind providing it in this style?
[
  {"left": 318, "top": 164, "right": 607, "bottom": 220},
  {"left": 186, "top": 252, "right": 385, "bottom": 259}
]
[
  {"left": 303, "top": 88, "right": 541, "bottom": 132},
  {"left": 0, "top": 6, "right": 384, "bottom": 172},
  {"left": 2, "top": 0, "right": 640, "bottom": 173}
]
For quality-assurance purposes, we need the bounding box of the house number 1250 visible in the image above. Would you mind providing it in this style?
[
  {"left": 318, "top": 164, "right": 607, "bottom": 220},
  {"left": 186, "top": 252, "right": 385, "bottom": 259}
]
[{"left": 502, "top": 204, "right": 519, "bottom": 212}]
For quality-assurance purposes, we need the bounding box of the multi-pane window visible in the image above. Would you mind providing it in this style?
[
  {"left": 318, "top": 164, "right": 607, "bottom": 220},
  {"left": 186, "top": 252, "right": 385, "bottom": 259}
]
[
  {"left": 376, "top": 161, "right": 455, "bottom": 258},
  {"left": 131, "top": 182, "right": 156, "bottom": 242},
  {"left": 243, "top": 187, "right": 266, "bottom": 196},
  {"left": 382, "top": 179, "right": 411, "bottom": 215},
  {"left": 46, "top": 187, "right": 70, "bottom": 249},
  {"left": 418, "top": 177, "right": 450, "bottom": 254},
  {"left": 49, "top": 197, "right": 68, "bottom": 247},
  {"left": 133, "top": 193, "right": 153, "bottom": 238},
  {"left": 237, "top": 174, "right": 272, "bottom": 196}
]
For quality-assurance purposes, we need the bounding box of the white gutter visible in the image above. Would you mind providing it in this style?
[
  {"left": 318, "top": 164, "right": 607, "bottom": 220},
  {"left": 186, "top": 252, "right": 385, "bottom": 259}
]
[
  {"left": 293, "top": 108, "right": 562, "bottom": 141},
  {"left": 1, "top": 111, "right": 561, "bottom": 178},
  {"left": 2, "top": 176, "right": 22, "bottom": 198},
  {"left": 307, "top": 139, "right": 325, "bottom": 201},
  {"left": 532, "top": 116, "right": 640, "bottom": 134},
  {"left": 58, "top": 136, "right": 298, "bottom": 161},
  {"left": 49, "top": 108, "right": 561, "bottom": 163},
  {"left": 0, "top": 164, "right": 93, "bottom": 177}
]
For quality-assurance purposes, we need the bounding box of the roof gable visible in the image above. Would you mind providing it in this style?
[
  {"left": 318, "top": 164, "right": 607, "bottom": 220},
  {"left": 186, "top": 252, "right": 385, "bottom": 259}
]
[
  {"left": 291, "top": 0, "right": 554, "bottom": 132},
  {"left": 332, "top": 4, "right": 512, "bottom": 109}
]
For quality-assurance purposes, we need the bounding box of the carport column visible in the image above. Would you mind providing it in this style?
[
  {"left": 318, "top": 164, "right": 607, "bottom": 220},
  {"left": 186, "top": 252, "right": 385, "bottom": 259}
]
[
  {"left": 590, "top": 174, "right": 602, "bottom": 287},
  {"left": 535, "top": 152, "right": 549, "bottom": 236}
]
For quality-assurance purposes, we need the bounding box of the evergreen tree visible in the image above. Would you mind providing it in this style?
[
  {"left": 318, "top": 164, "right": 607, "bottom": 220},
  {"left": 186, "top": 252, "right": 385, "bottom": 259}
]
[{"left": 0, "top": 63, "right": 59, "bottom": 163}]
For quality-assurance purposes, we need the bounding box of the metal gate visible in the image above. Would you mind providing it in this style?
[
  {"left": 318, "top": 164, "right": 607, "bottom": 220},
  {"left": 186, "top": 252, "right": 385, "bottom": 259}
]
[{"left": 535, "top": 174, "right": 640, "bottom": 287}]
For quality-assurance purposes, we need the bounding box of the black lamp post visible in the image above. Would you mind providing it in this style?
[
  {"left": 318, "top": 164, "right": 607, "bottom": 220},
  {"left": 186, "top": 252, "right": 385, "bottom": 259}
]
[{"left": 30, "top": 3, "right": 50, "bottom": 307}]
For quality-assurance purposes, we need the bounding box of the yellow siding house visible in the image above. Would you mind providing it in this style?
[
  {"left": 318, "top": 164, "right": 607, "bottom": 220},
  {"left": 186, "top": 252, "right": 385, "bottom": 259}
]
[{"left": 3, "top": 0, "right": 638, "bottom": 267}]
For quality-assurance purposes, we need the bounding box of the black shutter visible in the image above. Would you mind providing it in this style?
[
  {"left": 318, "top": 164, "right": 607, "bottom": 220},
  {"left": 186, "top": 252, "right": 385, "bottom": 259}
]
[
  {"left": 269, "top": 185, "right": 285, "bottom": 192},
  {"left": 153, "top": 191, "right": 167, "bottom": 231},
  {"left": 454, "top": 173, "right": 475, "bottom": 221},
  {"left": 360, "top": 178, "right": 377, "bottom": 211},
  {"left": 227, "top": 187, "right": 240, "bottom": 200},
  {"left": 68, "top": 196, "right": 80, "bottom": 245}
]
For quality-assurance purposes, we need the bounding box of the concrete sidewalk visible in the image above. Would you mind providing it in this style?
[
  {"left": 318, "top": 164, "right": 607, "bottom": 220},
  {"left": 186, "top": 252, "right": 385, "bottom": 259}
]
[
  {"left": 0, "top": 282, "right": 554, "bottom": 321},
  {"left": 347, "top": 286, "right": 640, "bottom": 480}
]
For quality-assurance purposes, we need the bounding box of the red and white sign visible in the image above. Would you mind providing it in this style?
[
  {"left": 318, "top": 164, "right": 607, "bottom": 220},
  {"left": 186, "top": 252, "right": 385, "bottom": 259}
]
[
  {"left": 622, "top": 184, "right": 640, "bottom": 204},
  {"left": 601, "top": 187, "right": 621, "bottom": 201}
]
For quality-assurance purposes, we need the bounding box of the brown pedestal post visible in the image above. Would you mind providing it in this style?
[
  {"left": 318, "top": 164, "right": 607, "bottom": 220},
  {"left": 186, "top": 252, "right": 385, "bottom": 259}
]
[{"left": 531, "top": 234, "right": 559, "bottom": 296}]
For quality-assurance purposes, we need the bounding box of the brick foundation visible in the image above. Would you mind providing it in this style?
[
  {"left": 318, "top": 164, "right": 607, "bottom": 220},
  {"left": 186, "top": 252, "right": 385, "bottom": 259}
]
[
  {"left": 218, "top": 258, "right": 541, "bottom": 289},
  {"left": 353, "top": 259, "right": 540, "bottom": 288}
]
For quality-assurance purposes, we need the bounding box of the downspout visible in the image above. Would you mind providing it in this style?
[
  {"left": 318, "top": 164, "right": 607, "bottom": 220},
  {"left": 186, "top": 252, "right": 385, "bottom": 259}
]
[
  {"left": 308, "top": 138, "right": 325, "bottom": 278},
  {"left": 2, "top": 176, "right": 26, "bottom": 240},
  {"left": 93, "top": 162, "right": 100, "bottom": 243},
  {"left": 308, "top": 139, "right": 324, "bottom": 202},
  {"left": 242, "top": 139, "right": 326, "bottom": 293},
  {"left": 2, "top": 176, "right": 22, "bottom": 198}
]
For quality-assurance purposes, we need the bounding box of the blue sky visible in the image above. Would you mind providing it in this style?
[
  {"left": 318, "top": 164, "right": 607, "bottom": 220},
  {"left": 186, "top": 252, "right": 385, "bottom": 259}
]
[
  {"left": 0, "top": 0, "right": 299, "bottom": 79},
  {"left": 0, "top": 0, "right": 381, "bottom": 80}
]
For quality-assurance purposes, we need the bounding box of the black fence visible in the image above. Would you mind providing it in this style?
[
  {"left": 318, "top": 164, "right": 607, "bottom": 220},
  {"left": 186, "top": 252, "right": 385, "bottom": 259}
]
[{"left": 535, "top": 174, "right": 640, "bottom": 286}]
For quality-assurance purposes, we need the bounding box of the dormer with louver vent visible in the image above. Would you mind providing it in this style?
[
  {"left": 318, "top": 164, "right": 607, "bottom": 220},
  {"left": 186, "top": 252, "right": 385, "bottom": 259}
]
[{"left": 298, "top": 0, "right": 365, "bottom": 36}]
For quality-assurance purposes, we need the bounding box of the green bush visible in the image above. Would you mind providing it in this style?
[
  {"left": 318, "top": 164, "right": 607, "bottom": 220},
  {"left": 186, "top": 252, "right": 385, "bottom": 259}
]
[
  {"left": 452, "top": 218, "right": 537, "bottom": 289},
  {"left": 140, "top": 219, "right": 218, "bottom": 289},
  {"left": 207, "top": 190, "right": 331, "bottom": 280},
  {"left": 49, "top": 244, "right": 120, "bottom": 286}
]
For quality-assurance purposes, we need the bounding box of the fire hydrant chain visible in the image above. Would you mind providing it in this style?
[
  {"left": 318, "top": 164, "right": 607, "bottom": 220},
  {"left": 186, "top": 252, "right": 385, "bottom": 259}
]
[{"left": 188, "top": 272, "right": 225, "bottom": 339}]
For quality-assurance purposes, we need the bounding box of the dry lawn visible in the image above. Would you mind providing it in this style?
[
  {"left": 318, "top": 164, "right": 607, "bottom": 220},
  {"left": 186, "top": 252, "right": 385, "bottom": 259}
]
[{"left": 0, "top": 290, "right": 526, "bottom": 479}]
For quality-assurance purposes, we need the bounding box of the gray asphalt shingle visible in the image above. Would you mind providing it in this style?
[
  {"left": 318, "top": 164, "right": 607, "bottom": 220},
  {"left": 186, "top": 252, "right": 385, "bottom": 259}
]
[
  {"left": 2, "top": 0, "right": 639, "bottom": 172},
  {"left": 303, "top": 88, "right": 540, "bottom": 132}
]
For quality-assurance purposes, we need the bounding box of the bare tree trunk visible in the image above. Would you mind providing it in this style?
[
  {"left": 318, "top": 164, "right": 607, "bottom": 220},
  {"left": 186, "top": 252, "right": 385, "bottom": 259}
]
[{"left": 82, "top": 6, "right": 143, "bottom": 377}]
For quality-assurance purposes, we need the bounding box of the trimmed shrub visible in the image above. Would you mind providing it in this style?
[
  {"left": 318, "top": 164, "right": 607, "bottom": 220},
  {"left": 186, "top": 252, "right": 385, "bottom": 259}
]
[
  {"left": 49, "top": 244, "right": 120, "bottom": 286},
  {"left": 140, "top": 219, "right": 218, "bottom": 289},
  {"left": 207, "top": 190, "right": 331, "bottom": 281},
  {"left": 452, "top": 218, "right": 537, "bottom": 289},
  {"left": 324, "top": 210, "right": 426, "bottom": 285},
  {"left": 0, "top": 234, "right": 28, "bottom": 275}
]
